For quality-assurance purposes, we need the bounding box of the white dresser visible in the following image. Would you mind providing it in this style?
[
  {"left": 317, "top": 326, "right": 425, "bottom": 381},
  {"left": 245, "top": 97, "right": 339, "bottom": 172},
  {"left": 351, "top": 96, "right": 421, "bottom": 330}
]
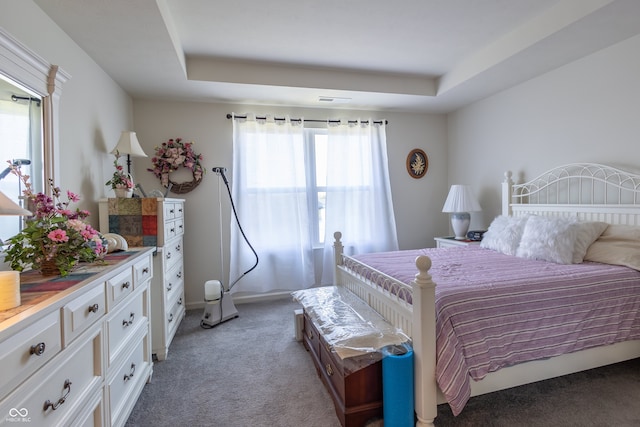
[
  {"left": 99, "top": 198, "right": 186, "bottom": 361},
  {"left": 150, "top": 199, "right": 186, "bottom": 360},
  {"left": 0, "top": 247, "right": 154, "bottom": 427}
]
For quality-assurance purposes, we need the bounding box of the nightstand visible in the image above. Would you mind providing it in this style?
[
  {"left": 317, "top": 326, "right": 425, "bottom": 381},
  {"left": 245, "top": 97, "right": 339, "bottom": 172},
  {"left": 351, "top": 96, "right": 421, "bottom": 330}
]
[{"left": 434, "top": 236, "right": 481, "bottom": 248}]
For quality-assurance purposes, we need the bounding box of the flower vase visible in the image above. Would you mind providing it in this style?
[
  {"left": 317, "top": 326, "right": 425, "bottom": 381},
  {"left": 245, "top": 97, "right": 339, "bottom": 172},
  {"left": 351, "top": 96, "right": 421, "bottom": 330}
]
[
  {"left": 114, "top": 188, "right": 133, "bottom": 198},
  {"left": 40, "top": 259, "right": 61, "bottom": 276}
]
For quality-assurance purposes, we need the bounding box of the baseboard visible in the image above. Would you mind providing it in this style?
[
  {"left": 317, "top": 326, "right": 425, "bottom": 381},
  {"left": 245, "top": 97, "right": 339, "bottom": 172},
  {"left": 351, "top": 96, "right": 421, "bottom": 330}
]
[
  {"left": 185, "top": 291, "right": 293, "bottom": 310},
  {"left": 232, "top": 291, "right": 293, "bottom": 304}
]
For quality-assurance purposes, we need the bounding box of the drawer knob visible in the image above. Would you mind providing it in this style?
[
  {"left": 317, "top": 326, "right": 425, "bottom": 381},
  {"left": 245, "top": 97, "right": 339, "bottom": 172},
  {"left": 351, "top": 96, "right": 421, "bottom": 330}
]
[
  {"left": 43, "top": 379, "right": 72, "bottom": 411},
  {"left": 166, "top": 252, "right": 171, "bottom": 259},
  {"left": 167, "top": 283, "right": 172, "bottom": 292},
  {"left": 123, "top": 312, "right": 135, "bottom": 327},
  {"left": 169, "top": 209, "right": 175, "bottom": 214},
  {"left": 142, "top": 267, "right": 149, "bottom": 274},
  {"left": 170, "top": 228, "right": 175, "bottom": 233},
  {"left": 123, "top": 363, "right": 136, "bottom": 382},
  {"left": 168, "top": 313, "right": 174, "bottom": 323},
  {"left": 306, "top": 330, "right": 313, "bottom": 340},
  {"left": 325, "top": 363, "right": 334, "bottom": 377},
  {"left": 88, "top": 303, "right": 99, "bottom": 313},
  {"left": 121, "top": 281, "right": 131, "bottom": 290},
  {"left": 178, "top": 298, "right": 183, "bottom": 306},
  {"left": 30, "top": 342, "right": 46, "bottom": 356},
  {"left": 176, "top": 244, "right": 181, "bottom": 252},
  {"left": 176, "top": 271, "right": 182, "bottom": 279}
]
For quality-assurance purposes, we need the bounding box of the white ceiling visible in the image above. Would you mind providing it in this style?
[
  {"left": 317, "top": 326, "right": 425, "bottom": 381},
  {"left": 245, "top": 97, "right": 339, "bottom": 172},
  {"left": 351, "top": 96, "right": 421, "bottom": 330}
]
[{"left": 34, "top": 0, "right": 640, "bottom": 113}]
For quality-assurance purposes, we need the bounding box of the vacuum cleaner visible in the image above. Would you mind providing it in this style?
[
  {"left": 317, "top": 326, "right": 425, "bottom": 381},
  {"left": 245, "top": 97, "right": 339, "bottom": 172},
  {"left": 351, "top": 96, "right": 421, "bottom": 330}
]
[{"left": 201, "top": 167, "right": 258, "bottom": 328}]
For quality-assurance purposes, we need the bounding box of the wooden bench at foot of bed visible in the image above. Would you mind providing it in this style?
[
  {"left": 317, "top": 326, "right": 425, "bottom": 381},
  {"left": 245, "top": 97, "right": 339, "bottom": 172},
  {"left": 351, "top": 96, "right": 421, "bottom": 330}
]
[
  {"left": 293, "top": 286, "right": 411, "bottom": 427},
  {"left": 302, "top": 309, "right": 383, "bottom": 427}
]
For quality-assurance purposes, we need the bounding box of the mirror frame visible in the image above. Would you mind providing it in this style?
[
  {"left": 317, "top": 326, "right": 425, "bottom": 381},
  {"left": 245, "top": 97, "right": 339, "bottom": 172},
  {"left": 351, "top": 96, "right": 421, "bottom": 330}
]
[{"left": 0, "top": 26, "right": 70, "bottom": 192}]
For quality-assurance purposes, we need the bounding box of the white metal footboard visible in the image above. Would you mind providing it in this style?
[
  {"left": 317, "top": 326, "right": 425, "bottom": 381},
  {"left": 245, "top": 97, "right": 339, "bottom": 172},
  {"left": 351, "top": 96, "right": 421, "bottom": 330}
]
[{"left": 333, "top": 232, "right": 438, "bottom": 427}]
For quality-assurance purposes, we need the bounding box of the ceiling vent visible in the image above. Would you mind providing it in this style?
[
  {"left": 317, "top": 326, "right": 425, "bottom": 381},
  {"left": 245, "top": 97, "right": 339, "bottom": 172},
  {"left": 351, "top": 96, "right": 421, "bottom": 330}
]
[{"left": 318, "top": 96, "right": 351, "bottom": 104}]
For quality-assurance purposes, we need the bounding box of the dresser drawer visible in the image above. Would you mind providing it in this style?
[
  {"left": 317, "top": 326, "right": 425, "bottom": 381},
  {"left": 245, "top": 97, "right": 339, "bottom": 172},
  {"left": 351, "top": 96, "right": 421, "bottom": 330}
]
[
  {"left": 163, "top": 202, "right": 179, "bottom": 220},
  {"left": 70, "top": 388, "right": 104, "bottom": 427},
  {"left": 163, "top": 238, "right": 183, "bottom": 270},
  {"left": 174, "top": 202, "right": 184, "bottom": 219},
  {"left": 166, "top": 292, "right": 185, "bottom": 341},
  {"left": 0, "top": 311, "right": 62, "bottom": 400},
  {"left": 106, "top": 268, "right": 134, "bottom": 309},
  {"left": 320, "top": 342, "right": 346, "bottom": 402},
  {"left": 174, "top": 217, "right": 184, "bottom": 237},
  {"left": 0, "top": 326, "right": 102, "bottom": 427},
  {"left": 107, "top": 333, "right": 151, "bottom": 426},
  {"left": 163, "top": 220, "right": 178, "bottom": 241},
  {"left": 106, "top": 289, "right": 146, "bottom": 366},
  {"left": 133, "top": 255, "right": 153, "bottom": 287},
  {"left": 303, "top": 312, "right": 321, "bottom": 356},
  {"left": 63, "top": 284, "right": 106, "bottom": 346},
  {"left": 165, "top": 261, "right": 184, "bottom": 302},
  {"left": 166, "top": 277, "right": 184, "bottom": 309},
  {"left": 321, "top": 344, "right": 383, "bottom": 409}
]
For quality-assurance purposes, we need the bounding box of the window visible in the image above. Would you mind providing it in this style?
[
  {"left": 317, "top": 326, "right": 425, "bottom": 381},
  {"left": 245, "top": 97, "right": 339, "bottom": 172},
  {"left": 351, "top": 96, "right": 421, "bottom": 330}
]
[
  {"left": 230, "top": 117, "right": 397, "bottom": 293},
  {"left": 242, "top": 127, "right": 328, "bottom": 245},
  {"left": 308, "top": 128, "right": 327, "bottom": 244}
]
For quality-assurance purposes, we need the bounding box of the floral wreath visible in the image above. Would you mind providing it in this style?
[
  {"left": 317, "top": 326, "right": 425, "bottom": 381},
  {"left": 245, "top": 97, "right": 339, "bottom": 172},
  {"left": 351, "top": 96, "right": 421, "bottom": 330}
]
[{"left": 148, "top": 138, "right": 205, "bottom": 194}]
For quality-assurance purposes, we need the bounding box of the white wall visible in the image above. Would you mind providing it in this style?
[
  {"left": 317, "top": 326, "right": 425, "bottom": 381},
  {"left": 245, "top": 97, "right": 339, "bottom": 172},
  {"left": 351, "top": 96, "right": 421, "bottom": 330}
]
[
  {"left": 448, "top": 34, "right": 640, "bottom": 230},
  {"left": 132, "top": 101, "right": 448, "bottom": 307},
  {"left": 1, "top": 1, "right": 134, "bottom": 229}
]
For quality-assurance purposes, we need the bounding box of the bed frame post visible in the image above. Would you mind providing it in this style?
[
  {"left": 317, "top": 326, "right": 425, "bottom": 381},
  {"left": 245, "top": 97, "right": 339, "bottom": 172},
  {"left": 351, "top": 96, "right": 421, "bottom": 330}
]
[
  {"left": 502, "top": 170, "right": 513, "bottom": 216},
  {"left": 333, "top": 231, "right": 344, "bottom": 285},
  {"left": 412, "top": 255, "right": 437, "bottom": 427}
]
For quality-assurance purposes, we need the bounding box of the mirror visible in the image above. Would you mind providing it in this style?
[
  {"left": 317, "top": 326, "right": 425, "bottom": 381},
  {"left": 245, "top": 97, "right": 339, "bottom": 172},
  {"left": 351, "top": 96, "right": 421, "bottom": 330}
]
[
  {"left": 0, "top": 76, "right": 42, "bottom": 242},
  {"left": 0, "top": 26, "right": 69, "bottom": 243}
]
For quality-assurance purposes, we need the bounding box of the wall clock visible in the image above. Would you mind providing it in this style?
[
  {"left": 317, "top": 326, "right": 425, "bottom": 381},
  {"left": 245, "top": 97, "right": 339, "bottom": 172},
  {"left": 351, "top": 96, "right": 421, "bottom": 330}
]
[{"left": 406, "top": 148, "right": 428, "bottom": 179}]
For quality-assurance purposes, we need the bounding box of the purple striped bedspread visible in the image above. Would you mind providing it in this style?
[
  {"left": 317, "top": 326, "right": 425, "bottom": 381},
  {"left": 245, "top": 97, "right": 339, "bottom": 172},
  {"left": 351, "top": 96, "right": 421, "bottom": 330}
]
[{"left": 349, "top": 246, "right": 640, "bottom": 415}]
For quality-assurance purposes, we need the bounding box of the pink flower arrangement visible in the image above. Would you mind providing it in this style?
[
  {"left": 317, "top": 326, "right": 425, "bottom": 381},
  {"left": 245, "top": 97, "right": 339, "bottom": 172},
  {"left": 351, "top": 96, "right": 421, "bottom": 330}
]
[
  {"left": 4, "top": 165, "right": 106, "bottom": 276},
  {"left": 148, "top": 138, "right": 205, "bottom": 188},
  {"left": 106, "top": 151, "right": 134, "bottom": 189}
]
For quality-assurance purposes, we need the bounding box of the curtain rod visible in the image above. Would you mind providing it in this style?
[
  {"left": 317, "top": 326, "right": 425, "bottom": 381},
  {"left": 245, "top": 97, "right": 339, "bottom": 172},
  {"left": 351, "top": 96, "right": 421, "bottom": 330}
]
[
  {"left": 226, "top": 113, "right": 387, "bottom": 125},
  {"left": 11, "top": 94, "right": 41, "bottom": 107}
]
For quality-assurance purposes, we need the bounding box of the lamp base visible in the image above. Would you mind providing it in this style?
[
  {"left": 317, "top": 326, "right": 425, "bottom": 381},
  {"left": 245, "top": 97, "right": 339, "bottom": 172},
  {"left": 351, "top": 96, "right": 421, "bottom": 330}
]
[{"left": 450, "top": 212, "right": 470, "bottom": 240}]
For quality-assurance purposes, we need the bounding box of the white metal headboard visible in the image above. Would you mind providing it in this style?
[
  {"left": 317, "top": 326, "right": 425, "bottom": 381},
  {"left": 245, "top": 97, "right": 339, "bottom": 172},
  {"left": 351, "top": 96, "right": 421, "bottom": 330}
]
[{"left": 501, "top": 163, "right": 640, "bottom": 225}]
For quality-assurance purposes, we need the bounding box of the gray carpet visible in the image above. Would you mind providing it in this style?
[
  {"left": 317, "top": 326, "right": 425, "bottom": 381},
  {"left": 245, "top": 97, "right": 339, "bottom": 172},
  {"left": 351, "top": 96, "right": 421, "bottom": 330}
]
[{"left": 125, "top": 298, "right": 640, "bottom": 427}]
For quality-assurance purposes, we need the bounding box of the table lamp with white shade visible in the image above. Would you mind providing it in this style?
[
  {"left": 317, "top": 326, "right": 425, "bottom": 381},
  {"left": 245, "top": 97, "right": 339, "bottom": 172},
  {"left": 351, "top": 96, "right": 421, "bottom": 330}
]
[
  {"left": 111, "top": 131, "right": 147, "bottom": 175},
  {"left": 442, "top": 184, "right": 481, "bottom": 240},
  {"left": 0, "top": 190, "right": 31, "bottom": 310}
]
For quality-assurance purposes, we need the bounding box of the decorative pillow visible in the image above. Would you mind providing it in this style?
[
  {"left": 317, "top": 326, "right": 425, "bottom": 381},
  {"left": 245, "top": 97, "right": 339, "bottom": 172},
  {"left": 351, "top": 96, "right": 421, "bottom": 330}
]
[
  {"left": 571, "top": 221, "right": 609, "bottom": 263},
  {"left": 516, "top": 216, "right": 577, "bottom": 264},
  {"left": 584, "top": 224, "right": 640, "bottom": 271},
  {"left": 480, "top": 215, "right": 530, "bottom": 256}
]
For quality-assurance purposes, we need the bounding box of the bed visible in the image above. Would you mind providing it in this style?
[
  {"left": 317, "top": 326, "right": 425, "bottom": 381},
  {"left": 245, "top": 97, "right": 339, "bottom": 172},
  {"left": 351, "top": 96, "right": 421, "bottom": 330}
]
[{"left": 331, "top": 163, "right": 640, "bottom": 426}]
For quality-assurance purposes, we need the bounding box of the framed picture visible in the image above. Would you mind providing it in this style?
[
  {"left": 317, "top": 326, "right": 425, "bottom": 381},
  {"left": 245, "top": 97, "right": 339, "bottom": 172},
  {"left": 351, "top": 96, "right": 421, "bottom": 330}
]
[{"left": 406, "top": 148, "right": 428, "bottom": 179}]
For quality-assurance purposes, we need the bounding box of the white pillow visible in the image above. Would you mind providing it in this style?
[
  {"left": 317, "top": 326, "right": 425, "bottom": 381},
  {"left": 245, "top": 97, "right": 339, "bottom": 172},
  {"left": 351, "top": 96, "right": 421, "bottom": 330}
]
[
  {"left": 584, "top": 224, "right": 640, "bottom": 270},
  {"left": 516, "top": 216, "right": 577, "bottom": 264},
  {"left": 571, "top": 221, "right": 608, "bottom": 263},
  {"left": 480, "top": 215, "right": 530, "bottom": 256}
]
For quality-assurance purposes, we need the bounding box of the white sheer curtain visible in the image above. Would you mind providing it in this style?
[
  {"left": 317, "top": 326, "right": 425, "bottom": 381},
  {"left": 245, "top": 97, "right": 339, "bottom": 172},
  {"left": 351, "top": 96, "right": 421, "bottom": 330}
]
[
  {"left": 320, "top": 120, "right": 398, "bottom": 283},
  {"left": 229, "top": 114, "right": 314, "bottom": 294},
  {"left": 230, "top": 115, "right": 398, "bottom": 294}
]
